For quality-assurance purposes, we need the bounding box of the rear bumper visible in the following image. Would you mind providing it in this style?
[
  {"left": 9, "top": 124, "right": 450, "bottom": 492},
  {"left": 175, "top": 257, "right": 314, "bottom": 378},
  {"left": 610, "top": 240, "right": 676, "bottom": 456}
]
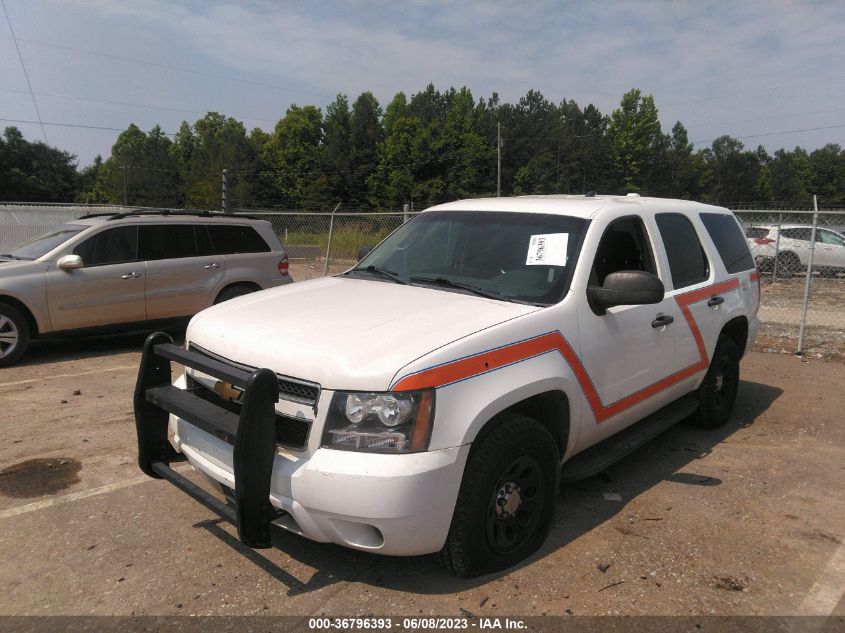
[{"left": 134, "top": 332, "right": 468, "bottom": 556}]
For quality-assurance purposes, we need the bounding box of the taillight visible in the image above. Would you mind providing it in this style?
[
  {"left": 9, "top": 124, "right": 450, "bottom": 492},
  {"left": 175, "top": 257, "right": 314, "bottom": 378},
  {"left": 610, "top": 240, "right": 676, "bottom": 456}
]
[
  {"left": 752, "top": 237, "right": 775, "bottom": 245},
  {"left": 278, "top": 254, "right": 289, "bottom": 276}
]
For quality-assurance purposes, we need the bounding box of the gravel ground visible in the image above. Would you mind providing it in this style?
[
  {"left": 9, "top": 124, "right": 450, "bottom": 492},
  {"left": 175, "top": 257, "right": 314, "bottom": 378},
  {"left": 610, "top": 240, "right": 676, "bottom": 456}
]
[{"left": 0, "top": 333, "right": 843, "bottom": 620}]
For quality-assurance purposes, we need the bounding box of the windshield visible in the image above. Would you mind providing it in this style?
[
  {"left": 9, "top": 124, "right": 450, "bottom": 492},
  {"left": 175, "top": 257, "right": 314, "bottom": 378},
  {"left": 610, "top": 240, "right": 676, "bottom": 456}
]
[
  {"left": 349, "top": 210, "right": 589, "bottom": 306},
  {"left": 4, "top": 224, "right": 87, "bottom": 260}
]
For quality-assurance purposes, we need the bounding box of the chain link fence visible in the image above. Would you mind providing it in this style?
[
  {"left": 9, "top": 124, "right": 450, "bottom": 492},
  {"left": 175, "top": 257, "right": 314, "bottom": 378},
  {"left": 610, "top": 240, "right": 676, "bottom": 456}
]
[
  {"left": 736, "top": 209, "right": 845, "bottom": 360},
  {"left": 236, "top": 208, "right": 418, "bottom": 280},
  {"left": 2, "top": 202, "right": 844, "bottom": 360}
]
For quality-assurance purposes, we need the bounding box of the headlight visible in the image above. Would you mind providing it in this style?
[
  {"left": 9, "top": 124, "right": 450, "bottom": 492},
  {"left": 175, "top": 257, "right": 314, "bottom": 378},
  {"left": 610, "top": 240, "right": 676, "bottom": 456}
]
[{"left": 322, "top": 390, "right": 435, "bottom": 453}]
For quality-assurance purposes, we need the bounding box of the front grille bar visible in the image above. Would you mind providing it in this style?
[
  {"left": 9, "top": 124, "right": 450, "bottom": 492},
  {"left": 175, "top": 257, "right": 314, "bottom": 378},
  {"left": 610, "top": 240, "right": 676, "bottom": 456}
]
[{"left": 134, "top": 332, "right": 281, "bottom": 548}]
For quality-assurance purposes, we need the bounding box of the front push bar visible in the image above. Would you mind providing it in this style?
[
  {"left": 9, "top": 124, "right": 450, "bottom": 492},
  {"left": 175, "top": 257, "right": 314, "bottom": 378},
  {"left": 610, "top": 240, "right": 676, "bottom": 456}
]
[{"left": 133, "top": 332, "right": 281, "bottom": 548}]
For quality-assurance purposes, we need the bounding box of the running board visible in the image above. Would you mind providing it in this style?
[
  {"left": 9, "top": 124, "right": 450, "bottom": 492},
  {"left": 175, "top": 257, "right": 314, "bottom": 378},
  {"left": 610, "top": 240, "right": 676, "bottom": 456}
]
[{"left": 560, "top": 395, "right": 699, "bottom": 483}]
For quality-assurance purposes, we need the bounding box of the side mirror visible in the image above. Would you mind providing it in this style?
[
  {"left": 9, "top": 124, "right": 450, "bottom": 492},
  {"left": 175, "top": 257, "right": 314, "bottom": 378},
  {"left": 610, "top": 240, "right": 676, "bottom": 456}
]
[
  {"left": 357, "top": 245, "right": 374, "bottom": 262},
  {"left": 588, "top": 270, "right": 664, "bottom": 314},
  {"left": 57, "top": 254, "right": 83, "bottom": 270}
]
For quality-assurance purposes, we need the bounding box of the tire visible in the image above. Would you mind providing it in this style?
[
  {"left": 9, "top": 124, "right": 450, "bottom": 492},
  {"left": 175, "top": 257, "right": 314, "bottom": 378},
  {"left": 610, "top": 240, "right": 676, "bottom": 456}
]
[
  {"left": 439, "top": 414, "right": 559, "bottom": 577},
  {"left": 689, "top": 335, "right": 740, "bottom": 429},
  {"left": 775, "top": 251, "right": 800, "bottom": 278},
  {"left": 214, "top": 284, "right": 258, "bottom": 305},
  {"left": 0, "top": 303, "right": 30, "bottom": 367}
]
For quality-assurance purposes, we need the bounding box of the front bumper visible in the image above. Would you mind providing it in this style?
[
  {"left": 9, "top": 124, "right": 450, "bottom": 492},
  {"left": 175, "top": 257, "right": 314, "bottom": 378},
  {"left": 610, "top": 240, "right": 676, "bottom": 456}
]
[{"left": 133, "top": 332, "right": 468, "bottom": 556}]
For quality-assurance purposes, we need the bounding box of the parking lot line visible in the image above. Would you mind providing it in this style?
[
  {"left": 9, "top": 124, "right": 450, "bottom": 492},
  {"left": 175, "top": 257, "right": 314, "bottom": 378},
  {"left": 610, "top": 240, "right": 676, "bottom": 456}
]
[
  {"left": 799, "top": 540, "right": 845, "bottom": 616},
  {"left": 0, "top": 365, "right": 138, "bottom": 388},
  {"left": 0, "top": 474, "right": 151, "bottom": 520}
]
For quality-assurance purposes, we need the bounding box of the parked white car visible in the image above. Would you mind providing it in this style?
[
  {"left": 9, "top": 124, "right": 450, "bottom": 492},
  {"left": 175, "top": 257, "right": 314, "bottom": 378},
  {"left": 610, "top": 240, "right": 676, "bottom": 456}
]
[
  {"left": 746, "top": 223, "right": 845, "bottom": 276},
  {"left": 134, "top": 195, "right": 760, "bottom": 577}
]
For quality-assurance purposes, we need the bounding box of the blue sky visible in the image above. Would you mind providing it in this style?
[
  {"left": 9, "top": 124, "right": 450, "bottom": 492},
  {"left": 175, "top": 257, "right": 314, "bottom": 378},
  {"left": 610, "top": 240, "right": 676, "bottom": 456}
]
[{"left": 2, "top": 0, "right": 844, "bottom": 167}]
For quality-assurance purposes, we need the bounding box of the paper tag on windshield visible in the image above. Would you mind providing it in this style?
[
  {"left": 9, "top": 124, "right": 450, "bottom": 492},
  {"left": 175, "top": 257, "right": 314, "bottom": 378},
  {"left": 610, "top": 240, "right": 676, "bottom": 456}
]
[{"left": 526, "top": 233, "right": 568, "bottom": 266}]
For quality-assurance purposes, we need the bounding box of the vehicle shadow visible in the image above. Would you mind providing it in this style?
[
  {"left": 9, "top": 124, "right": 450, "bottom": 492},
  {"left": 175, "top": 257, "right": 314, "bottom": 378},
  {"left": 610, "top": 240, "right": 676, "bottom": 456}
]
[
  {"left": 17, "top": 325, "right": 187, "bottom": 367},
  {"left": 193, "top": 379, "right": 783, "bottom": 596}
]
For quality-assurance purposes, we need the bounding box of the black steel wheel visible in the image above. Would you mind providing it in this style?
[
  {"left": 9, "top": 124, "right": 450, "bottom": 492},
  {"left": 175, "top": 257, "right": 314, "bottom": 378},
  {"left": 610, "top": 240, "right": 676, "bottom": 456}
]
[
  {"left": 689, "top": 335, "right": 740, "bottom": 429},
  {"left": 439, "top": 413, "right": 559, "bottom": 577}
]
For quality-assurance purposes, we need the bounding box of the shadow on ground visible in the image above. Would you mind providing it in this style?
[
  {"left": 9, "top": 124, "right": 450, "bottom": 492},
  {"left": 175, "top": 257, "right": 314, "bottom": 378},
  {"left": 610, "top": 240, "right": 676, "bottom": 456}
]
[
  {"left": 17, "top": 324, "right": 187, "bottom": 367},
  {"left": 190, "top": 379, "right": 783, "bottom": 596}
]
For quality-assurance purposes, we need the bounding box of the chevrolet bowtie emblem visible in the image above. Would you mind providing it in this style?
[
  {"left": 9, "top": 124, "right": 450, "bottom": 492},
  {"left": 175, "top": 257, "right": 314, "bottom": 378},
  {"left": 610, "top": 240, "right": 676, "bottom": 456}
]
[{"left": 213, "top": 381, "right": 243, "bottom": 403}]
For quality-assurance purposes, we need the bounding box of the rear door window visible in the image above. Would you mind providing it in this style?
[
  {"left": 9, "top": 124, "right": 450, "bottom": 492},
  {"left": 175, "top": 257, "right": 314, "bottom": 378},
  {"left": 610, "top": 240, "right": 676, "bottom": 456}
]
[
  {"left": 206, "top": 225, "right": 270, "bottom": 254},
  {"left": 655, "top": 213, "right": 709, "bottom": 289},
  {"left": 74, "top": 226, "right": 138, "bottom": 266},
  {"left": 139, "top": 225, "right": 198, "bottom": 261},
  {"left": 699, "top": 213, "right": 755, "bottom": 273},
  {"left": 781, "top": 228, "right": 813, "bottom": 241}
]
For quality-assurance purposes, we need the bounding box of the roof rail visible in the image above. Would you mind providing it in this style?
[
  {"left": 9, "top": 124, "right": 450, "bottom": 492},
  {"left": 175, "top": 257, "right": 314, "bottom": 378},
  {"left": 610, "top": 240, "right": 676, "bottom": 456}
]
[{"left": 78, "top": 209, "right": 262, "bottom": 221}]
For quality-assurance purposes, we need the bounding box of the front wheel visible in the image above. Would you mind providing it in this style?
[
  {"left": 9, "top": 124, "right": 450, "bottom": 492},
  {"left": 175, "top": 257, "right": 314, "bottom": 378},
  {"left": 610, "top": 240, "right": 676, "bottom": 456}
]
[
  {"left": 0, "top": 303, "right": 30, "bottom": 367},
  {"left": 439, "top": 414, "right": 559, "bottom": 577},
  {"left": 689, "top": 335, "right": 740, "bottom": 429}
]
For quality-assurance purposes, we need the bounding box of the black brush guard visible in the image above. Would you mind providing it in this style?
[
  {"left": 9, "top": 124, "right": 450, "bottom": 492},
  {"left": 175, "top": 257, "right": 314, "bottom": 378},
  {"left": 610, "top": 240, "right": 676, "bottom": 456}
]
[{"left": 133, "top": 332, "right": 281, "bottom": 548}]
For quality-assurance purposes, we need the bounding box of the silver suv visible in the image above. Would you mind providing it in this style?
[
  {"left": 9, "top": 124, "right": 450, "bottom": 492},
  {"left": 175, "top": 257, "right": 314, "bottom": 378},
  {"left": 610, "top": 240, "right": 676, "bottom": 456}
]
[{"left": 0, "top": 211, "right": 291, "bottom": 366}]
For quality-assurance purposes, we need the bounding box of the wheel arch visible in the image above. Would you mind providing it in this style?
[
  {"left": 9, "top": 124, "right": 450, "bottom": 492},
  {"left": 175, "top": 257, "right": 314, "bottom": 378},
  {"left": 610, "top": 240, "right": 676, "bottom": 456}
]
[
  {"left": 720, "top": 315, "right": 749, "bottom": 359},
  {"left": 213, "top": 280, "right": 262, "bottom": 303},
  {"left": 0, "top": 294, "right": 40, "bottom": 338},
  {"left": 466, "top": 384, "right": 571, "bottom": 461}
]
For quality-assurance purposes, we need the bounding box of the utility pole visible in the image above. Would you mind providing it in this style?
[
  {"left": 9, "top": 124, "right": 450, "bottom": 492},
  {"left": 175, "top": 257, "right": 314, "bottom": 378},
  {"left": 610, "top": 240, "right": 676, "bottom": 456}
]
[
  {"left": 497, "top": 122, "right": 502, "bottom": 197},
  {"left": 221, "top": 169, "right": 229, "bottom": 213},
  {"left": 122, "top": 165, "right": 127, "bottom": 206}
]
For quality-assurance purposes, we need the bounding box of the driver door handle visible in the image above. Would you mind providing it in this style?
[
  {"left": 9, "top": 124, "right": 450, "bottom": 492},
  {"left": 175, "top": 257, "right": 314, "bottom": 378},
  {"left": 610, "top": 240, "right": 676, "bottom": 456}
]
[
  {"left": 204, "top": 262, "right": 220, "bottom": 269},
  {"left": 651, "top": 314, "right": 674, "bottom": 328},
  {"left": 121, "top": 271, "right": 140, "bottom": 280},
  {"left": 707, "top": 295, "right": 725, "bottom": 307}
]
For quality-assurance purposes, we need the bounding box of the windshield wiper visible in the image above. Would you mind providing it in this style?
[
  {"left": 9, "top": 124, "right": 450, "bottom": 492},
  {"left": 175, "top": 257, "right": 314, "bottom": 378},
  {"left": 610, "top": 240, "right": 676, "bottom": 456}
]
[
  {"left": 352, "top": 265, "right": 407, "bottom": 284},
  {"left": 409, "top": 275, "right": 505, "bottom": 301},
  {"left": 0, "top": 254, "right": 21, "bottom": 260}
]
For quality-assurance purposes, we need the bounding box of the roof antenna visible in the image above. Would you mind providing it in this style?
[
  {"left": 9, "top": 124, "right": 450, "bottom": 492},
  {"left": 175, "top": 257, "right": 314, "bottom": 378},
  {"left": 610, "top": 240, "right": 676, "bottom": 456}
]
[{"left": 585, "top": 191, "right": 596, "bottom": 197}]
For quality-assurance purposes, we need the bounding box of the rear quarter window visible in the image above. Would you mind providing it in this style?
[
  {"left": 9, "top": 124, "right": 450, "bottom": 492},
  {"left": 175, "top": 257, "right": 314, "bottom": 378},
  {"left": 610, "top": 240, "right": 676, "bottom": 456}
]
[
  {"left": 699, "top": 213, "right": 756, "bottom": 273},
  {"left": 206, "top": 225, "right": 271, "bottom": 254},
  {"left": 745, "top": 227, "right": 771, "bottom": 239},
  {"left": 655, "top": 213, "right": 710, "bottom": 289}
]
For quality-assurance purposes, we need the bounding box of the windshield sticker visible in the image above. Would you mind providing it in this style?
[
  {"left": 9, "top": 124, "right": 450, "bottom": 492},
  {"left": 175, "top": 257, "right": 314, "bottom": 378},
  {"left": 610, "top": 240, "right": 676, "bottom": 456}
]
[{"left": 526, "top": 233, "right": 568, "bottom": 266}]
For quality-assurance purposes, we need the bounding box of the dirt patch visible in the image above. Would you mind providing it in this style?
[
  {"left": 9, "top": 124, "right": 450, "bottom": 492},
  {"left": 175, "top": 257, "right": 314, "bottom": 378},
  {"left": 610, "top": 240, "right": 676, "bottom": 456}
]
[
  {"left": 712, "top": 575, "right": 748, "bottom": 592},
  {"left": 0, "top": 457, "right": 81, "bottom": 498}
]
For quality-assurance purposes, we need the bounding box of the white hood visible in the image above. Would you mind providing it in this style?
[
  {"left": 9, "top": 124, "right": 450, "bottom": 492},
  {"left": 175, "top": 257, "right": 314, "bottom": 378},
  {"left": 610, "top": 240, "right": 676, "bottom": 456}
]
[{"left": 187, "top": 276, "right": 538, "bottom": 391}]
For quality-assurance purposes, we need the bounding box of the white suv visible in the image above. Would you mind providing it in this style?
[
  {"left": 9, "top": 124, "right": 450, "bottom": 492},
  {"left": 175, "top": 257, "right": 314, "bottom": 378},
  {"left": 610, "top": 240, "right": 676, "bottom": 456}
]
[
  {"left": 134, "top": 195, "right": 759, "bottom": 577},
  {"left": 747, "top": 223, "right": 845, "bottom": 276}
]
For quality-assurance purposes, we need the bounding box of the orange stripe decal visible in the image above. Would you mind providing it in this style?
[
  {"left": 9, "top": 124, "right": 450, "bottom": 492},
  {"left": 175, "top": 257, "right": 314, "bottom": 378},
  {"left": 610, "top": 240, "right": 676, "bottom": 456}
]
[{"left": 391, "top": 278, "right": 741, "bottom": 423}]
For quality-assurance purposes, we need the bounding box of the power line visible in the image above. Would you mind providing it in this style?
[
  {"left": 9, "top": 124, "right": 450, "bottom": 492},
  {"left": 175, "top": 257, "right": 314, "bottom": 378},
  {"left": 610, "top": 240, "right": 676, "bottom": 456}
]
[
  {"left": 0, "top": 88, "right": 278, "bottom": 124},
  {"left": 0, "top": 118, "right": 177, "bottom": 136},
  {"left": 5, "top": 36, "right": 331, "bottom": 100},
  {"left": 1, "top": 0, "right": 47, "bottom": 143},
  {"left": 692, "top": 123, "right": 845, "bottom": 146}
]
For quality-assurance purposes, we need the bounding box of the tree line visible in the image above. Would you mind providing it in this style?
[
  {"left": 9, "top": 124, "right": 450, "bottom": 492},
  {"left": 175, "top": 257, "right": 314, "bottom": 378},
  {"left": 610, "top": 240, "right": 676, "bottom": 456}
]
[{"left": 2, "top": 86, "right": 844, "bottom": 209}]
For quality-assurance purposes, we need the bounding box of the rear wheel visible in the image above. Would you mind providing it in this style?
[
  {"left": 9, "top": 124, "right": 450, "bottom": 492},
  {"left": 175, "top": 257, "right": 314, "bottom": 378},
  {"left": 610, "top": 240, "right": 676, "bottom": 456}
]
[
  {"left": 689, "top": 335, "right": 739, "bottom": 429},
  {"left": 0, "top": 303, "right": 30, "bottom": 367},
  {"left": 439, "top": 414, "right": 559, "bottom": 577}
]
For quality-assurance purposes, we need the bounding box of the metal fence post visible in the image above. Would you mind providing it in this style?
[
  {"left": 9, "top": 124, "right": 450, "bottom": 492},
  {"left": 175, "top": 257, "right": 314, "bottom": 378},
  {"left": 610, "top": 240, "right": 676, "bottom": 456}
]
[
  {"left": 796, "top": 196, "right": 819, "bottom": 355},
  {"left": 403, "top": 203, "right": 409, "bottom": 223},
  {"left": 323, "top": 202, "right": 341, "bottom": 277},
  {"left": 222, "top": 169, "right": 229, "bottom": 214},
  {"left": 771, "top": 212, "right": 783, "bottom": 281}
]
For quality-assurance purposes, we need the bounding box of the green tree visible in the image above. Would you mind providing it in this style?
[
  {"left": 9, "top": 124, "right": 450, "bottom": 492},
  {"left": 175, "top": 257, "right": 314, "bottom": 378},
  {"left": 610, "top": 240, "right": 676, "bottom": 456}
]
[
  {"left": 175, "top": 113, "right": 263, "bottom": 209},
  {"left": 368, "top": 93, "right": 418, "bottom": 206},
  {"left": 607, "top": 89, "right": 662, "bottom": 193},
  {"left": 262, "top": 105, "right": 323, "bottom": 206},
  {"left": 700, "top": 136, "right": 763, "bottom": 204},
  {"left": 0, "top": 127, "right": 78, "bottom": 202},
  {"left": 348, "top": 92, "right": 383, "bottom": 206},
  {"left": 809, "top": 144, "right": 845, "bottom": 206},
  {"left": 93, "top": 124, "right": 181, "bottom": 206}
]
